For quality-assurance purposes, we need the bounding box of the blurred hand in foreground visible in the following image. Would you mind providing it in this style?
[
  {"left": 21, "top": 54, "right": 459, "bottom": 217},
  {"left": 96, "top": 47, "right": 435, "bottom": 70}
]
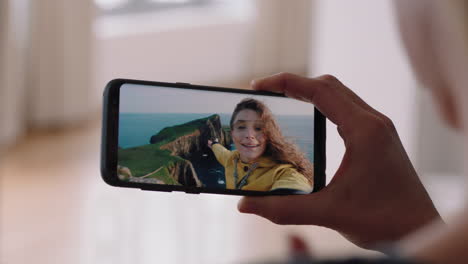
[{"left": 238, "top": 73, "right": 441, "bottom": 250}]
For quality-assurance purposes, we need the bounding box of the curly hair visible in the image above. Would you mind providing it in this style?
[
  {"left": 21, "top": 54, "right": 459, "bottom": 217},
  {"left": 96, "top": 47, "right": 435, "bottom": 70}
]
[{"left": 229, "top": 98, "right": 314, "bottom": 183}]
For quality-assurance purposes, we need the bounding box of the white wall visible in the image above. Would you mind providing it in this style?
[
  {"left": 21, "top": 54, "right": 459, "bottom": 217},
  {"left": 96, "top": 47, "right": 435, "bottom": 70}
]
[
  {"left": 416, "top": 88, "right": 464, "bottom": 175},
  {"left": 94, "top": 2, "right": 254, "bottom": 90},
  {"left": 309, "top": 0, "right": 419, "bottom": 178},
  {"left": 94, "top": 0, "right": 312, "bottom": 90},
  {"left": 0, "top": 0, "right": 95, "bottom": 150},
  {"left": 251, "top": 0, "right": 311, "bottom": 77},
  {"left": 95, "top": 19, "right": 255, "bottom": 87},
  {"left": 0, "top": 0, "right": 31, "bottom": 148}
]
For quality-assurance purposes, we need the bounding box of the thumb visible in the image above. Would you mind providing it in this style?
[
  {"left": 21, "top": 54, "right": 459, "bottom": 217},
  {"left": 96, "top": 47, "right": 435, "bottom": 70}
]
[{"left": 238, "top": 192, "right": 330, "bottom": 226}]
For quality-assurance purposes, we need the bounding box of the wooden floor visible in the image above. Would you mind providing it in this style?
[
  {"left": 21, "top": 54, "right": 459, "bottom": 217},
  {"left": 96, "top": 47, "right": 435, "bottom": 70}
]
[
  {"left": 2, "top": 120, "right": 463, "bottom": 264},
  {"left": 2, "top": 122, "right": 102, "bottom": 264}
]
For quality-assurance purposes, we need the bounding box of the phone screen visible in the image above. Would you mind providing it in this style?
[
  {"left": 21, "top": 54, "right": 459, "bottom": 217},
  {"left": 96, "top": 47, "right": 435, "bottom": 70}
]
[{"left": 117, "top": 83, "right": 317, "bottom": 194}]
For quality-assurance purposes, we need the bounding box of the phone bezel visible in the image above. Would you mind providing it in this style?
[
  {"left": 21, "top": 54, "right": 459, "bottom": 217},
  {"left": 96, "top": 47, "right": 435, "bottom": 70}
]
[{"left": 101, "top": 78, "right": 326, "bottom": 196}]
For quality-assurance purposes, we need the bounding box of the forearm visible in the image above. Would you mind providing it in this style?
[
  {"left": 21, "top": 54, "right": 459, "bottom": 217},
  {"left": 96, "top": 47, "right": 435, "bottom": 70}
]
[
  {"left": 399, "top": 209, "right": 468, "bottom": 264},
  {"left": 211, "top": 143, "right": 230, "bottom": 167}
]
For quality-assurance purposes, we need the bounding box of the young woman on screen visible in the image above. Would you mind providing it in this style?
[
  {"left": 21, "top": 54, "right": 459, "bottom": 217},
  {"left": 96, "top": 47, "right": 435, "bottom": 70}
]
[{"left": 208, "top": 98, "right": 313, "bottom": 193}]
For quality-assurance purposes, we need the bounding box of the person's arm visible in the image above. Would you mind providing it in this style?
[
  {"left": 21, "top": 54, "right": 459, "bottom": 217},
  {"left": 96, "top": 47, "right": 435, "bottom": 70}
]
[
  {"left": 238, "top": 73, "right": 441, "bottom": 250},
  {"left": 210, "top": 142, "right": 231, "bottom": 167},
  {"left": 270, "top": 168, "right": 313, "bottom": 194},
  {"left": 396, "top": 210, "right": 468, "bottom": 264}
]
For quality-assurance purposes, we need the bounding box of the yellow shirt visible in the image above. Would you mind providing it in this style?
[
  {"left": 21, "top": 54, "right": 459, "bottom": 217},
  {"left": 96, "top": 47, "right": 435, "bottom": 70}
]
[{"left": 212, "top": 144, "right": 313, "bottom": 193}]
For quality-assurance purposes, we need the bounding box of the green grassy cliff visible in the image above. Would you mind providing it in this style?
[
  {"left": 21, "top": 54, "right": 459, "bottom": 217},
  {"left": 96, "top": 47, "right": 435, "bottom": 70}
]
[
  {"left": 118, "top": 115, "right": 222, "bottom": 186},
  {"left": 118, "top": 144, "right": 182, "bottom": 185},
  {"left": 150, "top": 114, "right": 218, "bottom": 145}
]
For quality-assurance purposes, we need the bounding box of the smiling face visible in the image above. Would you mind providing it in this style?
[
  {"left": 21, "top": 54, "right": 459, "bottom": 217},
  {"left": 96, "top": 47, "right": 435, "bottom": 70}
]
[{"left": 231, "top": 109, "right": 267, "bottom": 163}]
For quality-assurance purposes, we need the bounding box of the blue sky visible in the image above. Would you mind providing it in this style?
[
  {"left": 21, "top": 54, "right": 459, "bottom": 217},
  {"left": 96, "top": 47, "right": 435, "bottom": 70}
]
[{"left": 120, "top": 83, "right": 315, "bottom": 116}]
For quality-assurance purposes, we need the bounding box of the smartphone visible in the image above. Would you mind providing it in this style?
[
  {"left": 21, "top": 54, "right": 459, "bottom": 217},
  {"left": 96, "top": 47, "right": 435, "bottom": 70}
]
[{"left": 101, "top": 79, "right": 326, "bottom": 196}]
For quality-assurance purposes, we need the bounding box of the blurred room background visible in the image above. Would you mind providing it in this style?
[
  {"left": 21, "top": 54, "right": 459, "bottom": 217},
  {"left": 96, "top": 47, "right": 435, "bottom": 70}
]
[{"left": 1, "top": 0, "right": 465, "bottom": 263}]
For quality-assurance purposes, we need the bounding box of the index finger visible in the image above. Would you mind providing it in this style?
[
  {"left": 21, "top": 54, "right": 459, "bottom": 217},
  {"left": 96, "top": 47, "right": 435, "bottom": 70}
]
[{"left": 252, "top": 73, "right": 364, "bottom": 127}]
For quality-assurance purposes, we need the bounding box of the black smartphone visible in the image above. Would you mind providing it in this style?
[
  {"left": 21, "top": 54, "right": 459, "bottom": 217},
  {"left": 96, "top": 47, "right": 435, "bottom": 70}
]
[{"left": 101, "top": 79, "right": 326, "bottom": 196}]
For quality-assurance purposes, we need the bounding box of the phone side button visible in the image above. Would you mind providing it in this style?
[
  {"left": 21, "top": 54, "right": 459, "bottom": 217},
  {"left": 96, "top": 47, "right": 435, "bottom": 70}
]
[{"left": 175, "top": 82, "right": 191, "bottom": 86}]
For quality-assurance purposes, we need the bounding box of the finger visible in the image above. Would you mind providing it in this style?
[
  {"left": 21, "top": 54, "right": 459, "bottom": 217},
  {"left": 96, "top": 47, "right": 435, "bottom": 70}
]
[
  {"left": 253, "top": 73, "right": 376, "bottom": 113},
  {"left": 254, "top": 73, "right": 391, "bottom": 125},
  {"left": 237, "top": 191, "right": 332, "bottom": 227},
  {"left": 252, "top": 73, "right": 365, "bottom": 127},
  {"left": 314, "top": 75, "right": 380, "bottom": 116}
]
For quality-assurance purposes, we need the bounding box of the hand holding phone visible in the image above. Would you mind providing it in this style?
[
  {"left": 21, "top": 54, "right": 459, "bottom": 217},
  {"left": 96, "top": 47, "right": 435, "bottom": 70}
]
[{"left": 238, "top": 73, "right": 441, "bottom": 249}]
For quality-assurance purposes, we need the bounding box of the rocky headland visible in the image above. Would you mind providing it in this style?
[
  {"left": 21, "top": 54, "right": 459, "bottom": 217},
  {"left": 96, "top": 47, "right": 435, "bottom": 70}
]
[
  {"left": 152, "top": 114, "right": 231, "bottom": 159},
  {"left": 118, "top": 114, "right": 231, "bottom": 187}
]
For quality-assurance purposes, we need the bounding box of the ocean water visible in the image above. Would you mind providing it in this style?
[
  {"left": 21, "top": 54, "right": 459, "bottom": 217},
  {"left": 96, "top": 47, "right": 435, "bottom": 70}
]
[{"left": 119, "top": 113, "right": 314, "bottom": 161}]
